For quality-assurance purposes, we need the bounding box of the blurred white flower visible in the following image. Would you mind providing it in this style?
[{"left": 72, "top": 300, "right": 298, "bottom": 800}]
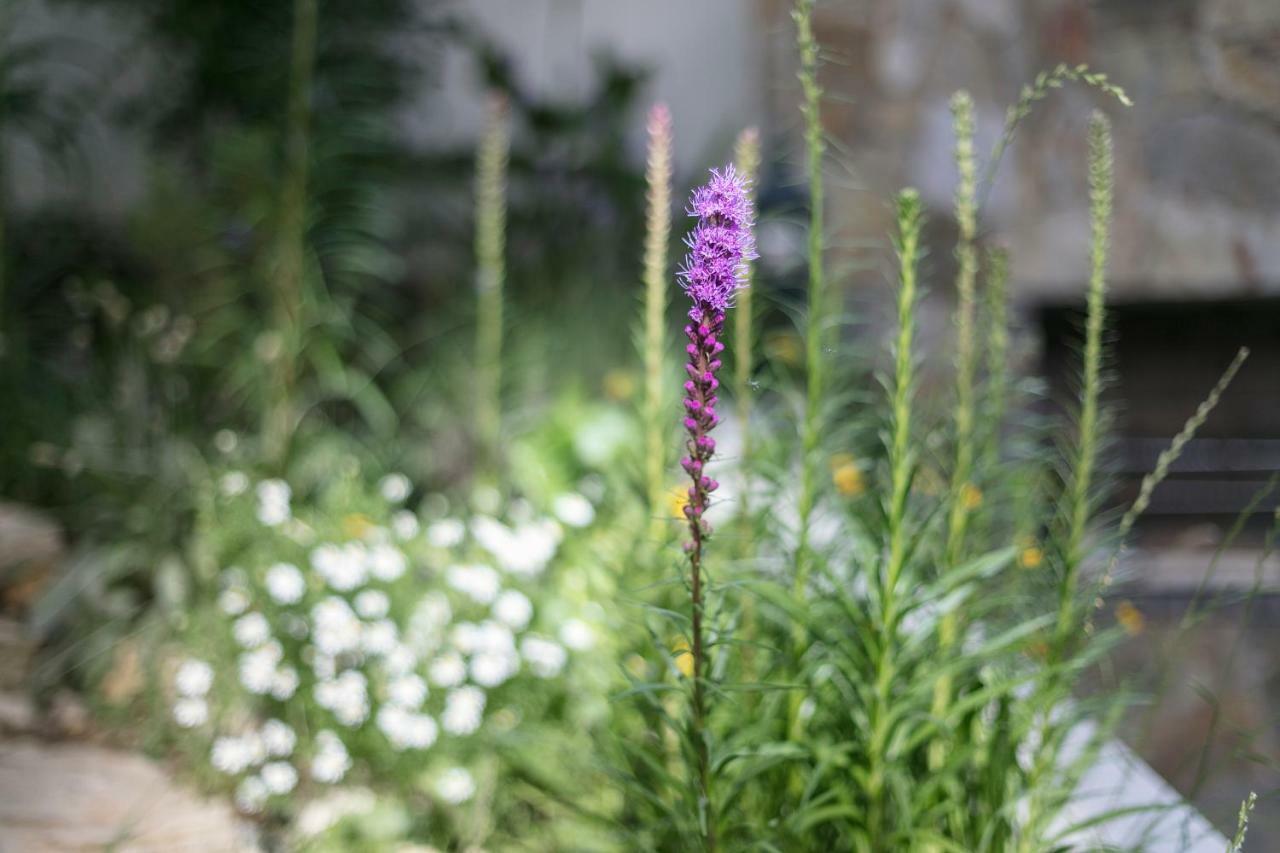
[
  {"left": 473, "top": 517, "right": 562, "bottom": 577},
  {"left": 260, "top": 760, "right": 298, "bottom": 795},
  {"left": 383, "top": 644, "right": 418, "bottom": 677},
  {"left": 391, "top": 509, "right": 420, "bottom": 541},
  {"left": 362, "top": 619, "right": 399, "bottom": 656},
  {"left": 521, "top": 636, "right": 567, "bottom": 678},
  {"left": 472, "top": 485, "right": 501, "bottom": 514},
  {"left": 470, "top": 651, "right": 519, "bottom": 687},
  {"left": 239, "top": 642, "right": 284, "bottom": 695},
  {"left": 387, "top": 673, "right": 428, "bottom": 708},
  {"left": 233, "top": 612, "right": 271, "bottom": 649},
  {"left": 211, "top": 736, "right": 256, "bottom": 774},
  {"left": 255, "top": 479, "right": 291, "bottom": 527},
  {"left": 446, "top": 563, "right": 500, "bottom": 604},
  {"left": 552, "top": 492, "right": 595, "bottom": 528},
  {"left": 218, "top": 587, "right": 250, "bottom": 616},
  {"left": 315, "top": 670, "right": 369, "bottom": 727},
  {"left": 264, "top": 562, "right": 305, "bottom": 604},
  {"left": 354, "top": 589, "right": 390, "bottom": 619},
  {"left": 310, "top": 731, "right": 351, "bottom": 783},
  {"left": 172, "top": 697, "right": 208, "bottom": 728},
  {"left": 235, "top": 775, "right": 269, "bottom": 813},
  {"left": 310, "top": 652, "right": 337, "bottom": 681},
  {"left": 311, "top": 543, "right": 368, "bottom": 592},
  {"left": 442, "top": 686, "right": 485, "bottom": 736},
  {"left": 406, "top": 593, "right": 452, "bottom": 654},
  {"left": 425, "top": 518, "right": 465, "bottom": 549},
  {"left": 559, "top": 618, "right": 595, "bottom": 652},
  {"left": 261, "top": 719, "right": 297, "bottom": 757},
  {"left": 296, "top": 787, "right": 375, "bottom": 837},
  {"left": 270, "top": 666, "right": 300, "bottom": 701},
  {"left": 377, "top": 705, "right": 438, "bottom": 750},
  {"left": 175, "top": 658, "right": 213, "bottom": 697},
  {"left": 428, "top": 651, "right": 466, "bottom": 688},
  {"left": 219, "top": 470, "right": 249, "bottom": 497},
  {"left": 311, "top": 597, "right": 362, "bottom": 656},
  {"left": 368, "top": 543, "right": 407, "bottom": 582},
  {"left": 379, "top": 473, "right": 412, "bottom": 503},
  {"left": 435, "top": 767, "right": 476, "bottom": 804},
  {"left": 492, "top": 589, "right": 532, "bottom": 630}
]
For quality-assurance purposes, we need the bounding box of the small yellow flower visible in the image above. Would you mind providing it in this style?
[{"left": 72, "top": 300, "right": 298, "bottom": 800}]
[
  {"left": 342, "top": 513, "right": 375, "bottom": 539},
  {"left": 831, "top": 457, "right": 865, "bottom": 497},
  {"left": 668, "top": 486, "right": 690, "bottom": 520},
  {"left": 1017, "top": 537, "right": 1043, "bottom": 570},
  {"left": 603, "top": 369, "right": 636, "bottom": 402},
  {"left": 1115, "top": 600, "right": 1145, "bottom": 636},
  {"left": 670, "top": 637, "right": 694, "bottom": 678},
  {"left": 960, "top": 483, "right": 983, "bottom": 511},
  {"left": 765, "top": 330, "right": 803, "bottom": 367}
]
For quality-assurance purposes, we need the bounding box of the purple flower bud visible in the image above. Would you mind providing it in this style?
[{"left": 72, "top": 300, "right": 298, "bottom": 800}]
[
  {"left": 684, "top": 417, "right": 698, "bottom": 432},
  {"left": 685, "top": 398, "right": 702, "bottom": 411}
]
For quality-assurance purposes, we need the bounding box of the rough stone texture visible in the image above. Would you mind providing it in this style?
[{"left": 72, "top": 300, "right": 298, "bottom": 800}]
[{"left": 0, "top": 738, "right": 258, "bottom": 853}]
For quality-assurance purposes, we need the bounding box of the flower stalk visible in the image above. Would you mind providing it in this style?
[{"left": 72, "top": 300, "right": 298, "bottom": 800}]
[
  {"left": 642, "top": 104, "right": 674, "bottom": 529},
  {"left": 678, "top": 166, "right": 756, "bottom": 850},
  {"left": 474, "top": 93, "right": 511, "bottom": 472}
]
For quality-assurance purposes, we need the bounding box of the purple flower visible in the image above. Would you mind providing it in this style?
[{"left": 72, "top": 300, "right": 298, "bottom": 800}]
[{"left": 678, "top": 166, "right": 757, "bottom": 317}]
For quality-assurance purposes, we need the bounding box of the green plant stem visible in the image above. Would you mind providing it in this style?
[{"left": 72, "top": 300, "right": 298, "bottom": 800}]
[
  {"left": 642, "top": 104, "right": 673, "bottom": 531},
  {"left": 687, "top": 517, "right": 715, "bottom": 851},
  {"left": 264, "top": 0, "right": 317, "bottom": 467},
  {"left": 474, "top": 93, "right": 511, "bottom": 475},
  {"left": 930, "top": 91, "right": 979, "bottom": 776},
  {"left": 867, "top": 191, "right": 923, "bottom": 844}
]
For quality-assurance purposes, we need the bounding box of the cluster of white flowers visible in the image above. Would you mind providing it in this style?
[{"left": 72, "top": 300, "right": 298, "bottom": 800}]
[{"left": 194, "top": 474, "right": 604, "bottom": 818}]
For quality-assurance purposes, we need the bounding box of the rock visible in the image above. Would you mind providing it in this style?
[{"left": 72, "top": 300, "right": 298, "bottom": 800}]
[
  {"left": 0, "top": 502, "right": 63, "bottom": 612},
  {"left": 0, "top": 737, "right": 259, "bottom": 852},
  {"left": 0, "top": 691, "right": 37, "bottom": 733}
]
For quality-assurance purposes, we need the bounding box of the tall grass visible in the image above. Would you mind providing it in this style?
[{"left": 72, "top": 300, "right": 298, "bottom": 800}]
[{"left": 474, "top": 92, "right": 511, "bottom": 473}]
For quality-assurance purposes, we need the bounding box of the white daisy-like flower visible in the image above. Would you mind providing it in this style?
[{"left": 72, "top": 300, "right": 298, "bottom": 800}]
[
  {"left": 559, "top": 618, "right": 595, "bottom": 651},
  {"left": 425, "top": 518, "right": 465, "bottom": 549},
  {"left": 296, "top": 788, "right": 376, "bottom": 837},
  {"left": 174, "top": 658, "right": 213, "bottom": 697},
  {"left": 382, "top": 644, "right": 418, "bottom": 677},
  {"left": 172, "top": 697, "right": 208, "bottom": 728},
  {"left": 239, "top": 641, "right": 284, "bottom": 695},
  {"left": 406, "top": 593, "right": 452, "bottom": 654},
  {"left": 261, "top": 719, "right": 297, "bottom": 757},
  {"left": 552, "top": 492, "right": 595, "bottom": 528},
  {"left": 470, "top": 651, "right": 519, "bottom": 687},
  {"left": 233, "top": 612, "right": 271, "bottom": 649},
  {"left": 354, "top": 589, "right": 390, "bottom": 619},
  {"left": 473, "top": 517, "right": 562, "bottom": 577},
  {"left": 367, "top": 543, "right": 406, "bottom": 582},
  {"left": 255, "top": 479, "right": 291, "bottom": 527},
  {"left": 315, "top": 670, "right": 369, "bottom": 727},
  {"left": 442, "top": 686, "right": 486, "bottom": 736},
  {"left": 211, "top": 736, "right": 256, "bottom": 775},
  {"left": 310, "top": 543, "right": 367, "bottom": 592},
  {"left": 270, "top": 666, "right": 300, "bottom": 700},
  {"left": 260, "top": 761, "right": 298, "bottom": 795},
  {"left": 219, "top": 471, "right": 249, "bottom": 497},
  {"left": 218, "top": 587, "right": 250, "bottom": 616},
  {"left": 520, "top": 635, "right": 567, "bottom": 678},
  {"left": 311, "top": 597, "right": 362, "bottom": 656},
  {"left": 446, "top": 563, "right": 500, "bottom": 604},
  {"left": 264, "top": 562, "right": 305, "bottom": 604},
  {"left": 310, "top": 652, "right": 337, "bottom": 681},
  {"left": 492, "top": 589, "right": 532, "bottom": 630},
  {"left": 235, "top": 775, "right": 269, "bottom": 813},
  {"left": 387, "top": 673, "right": 428, "bottom": 708},
  {"left": 379, "top": 473, "right": 412, "bottom": 503},
  {"left": 390, "top": 510, "right": 420, "bottom": 541},
  {"left": 361, "top": 619, "right": 399, "bottom": 657},
  {"left": 428, "top": 651, "right": 467, "bottom": 688},
  {"left": 435, "top": 767, "right": 476, "bottom": 804},
  {"left": 376, "top": 706, "right": 439, "bottom": 751},
  {"left": 310, "top": 731, "right": 351, "bottom": 783}
]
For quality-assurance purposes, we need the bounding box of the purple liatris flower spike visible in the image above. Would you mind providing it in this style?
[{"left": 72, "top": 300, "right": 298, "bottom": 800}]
[{"left": 679, "top": 165, "right": 755, "bottom": 531}]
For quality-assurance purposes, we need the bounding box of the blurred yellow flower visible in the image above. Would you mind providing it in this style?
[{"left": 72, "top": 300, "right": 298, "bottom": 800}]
[
  {"left": 960, "top": 483, "right": 983, "bottom": 511},
  {"left": 1115, "top": 600, "right": 1145, "bottom": 636},
  {"left": 342, "top": 513, "right": 374, "bottom": 539},
  {"left": 830, "top": 454, "right": 865, "bottom": 497},
  {"left": 765, "top": 330, "right": 803, "bottom": 366},
  {"left": 603, "top": 369, "right": 637, "bottom": 402},
  {"left": 1017, "top": 538, "right": 1043, "bottom": 570},
  {"left": 670, "top": 637, "right": 694, "bottom": 678},
  {"left": 668, "top": 486, "right": 690, "bottom": 520}
]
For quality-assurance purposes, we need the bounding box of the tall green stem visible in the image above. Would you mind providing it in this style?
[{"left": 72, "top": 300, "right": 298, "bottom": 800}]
[
  {"left": 867, "top": 190, "right": 923, "bottom": 843},
  {"left": 733, "top": 127, "right": 760, "bottom": 514},
  {"left": 642, "top": 104, "right": 673, "bottom": 529},
  {"left": 265, "top": 0, "right": 317, "bottom": 466},
  {"left": 474, "top": 93, "right": 511, "bottom": 473}
]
